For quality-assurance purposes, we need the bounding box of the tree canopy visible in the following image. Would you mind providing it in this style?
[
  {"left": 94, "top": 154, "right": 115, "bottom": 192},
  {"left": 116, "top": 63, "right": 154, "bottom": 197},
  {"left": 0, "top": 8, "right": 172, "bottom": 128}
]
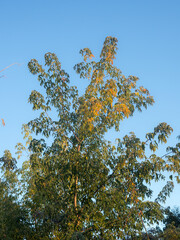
[{"left": 1, "top": 36, "right": 180, "bottom": 239}]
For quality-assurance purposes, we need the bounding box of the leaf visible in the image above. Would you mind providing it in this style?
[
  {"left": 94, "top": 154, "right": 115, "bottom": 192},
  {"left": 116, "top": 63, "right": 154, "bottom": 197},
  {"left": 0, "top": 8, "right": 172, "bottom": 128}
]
[{"left": 1, "top": 118, "right": 5, "bottom": 126}]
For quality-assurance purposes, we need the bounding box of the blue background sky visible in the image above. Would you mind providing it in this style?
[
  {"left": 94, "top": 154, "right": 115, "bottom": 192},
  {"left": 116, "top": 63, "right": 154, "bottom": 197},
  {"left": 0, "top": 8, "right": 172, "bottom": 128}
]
[{"left": 0, "top": 0, "right": 180, "bottom": 208}]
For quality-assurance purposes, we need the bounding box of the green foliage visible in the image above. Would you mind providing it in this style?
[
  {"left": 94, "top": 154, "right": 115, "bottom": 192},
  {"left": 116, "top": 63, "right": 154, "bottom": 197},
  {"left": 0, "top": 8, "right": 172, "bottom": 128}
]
[
  {"left": 145, "top": 208, "right": 180, "bottom": 240},
  {"left": 1, "top": 37, "right": 180, "bottom": 239},
  {"left": 163, "top": 207, "right": 180, "bottom": 229},
  {"left": 0, "top": 150, "right": 29, "bottom": 240},
  {"left": 162, "top": 223, "right": 180, "bottom": 240}
]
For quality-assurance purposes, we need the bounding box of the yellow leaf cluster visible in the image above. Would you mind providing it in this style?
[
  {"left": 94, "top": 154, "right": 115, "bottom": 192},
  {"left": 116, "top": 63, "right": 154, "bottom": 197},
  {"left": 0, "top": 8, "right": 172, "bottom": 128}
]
[
  {"left": 105, "top": 51, "right": 115, "bottom": 64},
  {"left": 104, "top": 79, "right": 117, "bottom": 100},
  {"left": 84, "top": 53, "right": 94, "bottom": 62},
  {"left": 89, "top": 54, "right": 94, "bottom": 60},
  {"left": 86, "top": 119, "right": 94, "bottom": 132},
  {"left": 115, "top": 103, "right": 130, "bottom": 117},
  {"left": 87, "top": 98, "right": 102, "bottom": 117},
  {"left": 139, "top": 86, "right": 148, "bottom": 94},
  {"left": 109, "top": 87, "right": 117, "bottom": 97}
]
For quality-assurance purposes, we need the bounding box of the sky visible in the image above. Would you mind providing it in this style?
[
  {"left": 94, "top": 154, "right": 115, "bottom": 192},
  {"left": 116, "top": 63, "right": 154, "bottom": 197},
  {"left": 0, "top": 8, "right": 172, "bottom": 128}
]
[{"left": 0, "top": 0, "right": 180, "bottom": 208}]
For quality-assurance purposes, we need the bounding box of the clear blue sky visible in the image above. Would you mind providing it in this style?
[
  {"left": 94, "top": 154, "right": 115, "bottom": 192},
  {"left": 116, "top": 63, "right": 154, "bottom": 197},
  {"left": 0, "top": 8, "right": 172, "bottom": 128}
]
[{"left": 0, "top": 0, "right": 180, "bottom": 208}]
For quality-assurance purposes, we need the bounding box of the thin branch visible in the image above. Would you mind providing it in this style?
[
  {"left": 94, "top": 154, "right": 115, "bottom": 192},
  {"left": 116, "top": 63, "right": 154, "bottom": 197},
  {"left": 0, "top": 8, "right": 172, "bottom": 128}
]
[
  {"left": 69, "top": 126, "right": 82, "bottom": 144},
  {"left": 137, "top": 209, "right": 150, "bottom": 240},
  {"left": 0, "top": 63, "right": 21, "bottom": 73},
  {"left": 161, "top": 151, "right": 173, "bottom": 159}
]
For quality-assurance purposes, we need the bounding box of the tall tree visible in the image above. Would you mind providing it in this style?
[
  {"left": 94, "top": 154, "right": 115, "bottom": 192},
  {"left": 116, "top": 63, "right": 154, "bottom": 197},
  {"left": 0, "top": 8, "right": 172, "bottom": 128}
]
[{"left": 18, "top": 37, "right": 180, "bottom": 239}]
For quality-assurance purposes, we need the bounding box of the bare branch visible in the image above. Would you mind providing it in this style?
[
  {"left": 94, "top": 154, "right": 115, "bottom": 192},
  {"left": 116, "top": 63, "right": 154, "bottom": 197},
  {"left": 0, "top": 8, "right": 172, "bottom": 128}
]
[{"left": 0, "top": 63, "right": 21, "bottom": 73}]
